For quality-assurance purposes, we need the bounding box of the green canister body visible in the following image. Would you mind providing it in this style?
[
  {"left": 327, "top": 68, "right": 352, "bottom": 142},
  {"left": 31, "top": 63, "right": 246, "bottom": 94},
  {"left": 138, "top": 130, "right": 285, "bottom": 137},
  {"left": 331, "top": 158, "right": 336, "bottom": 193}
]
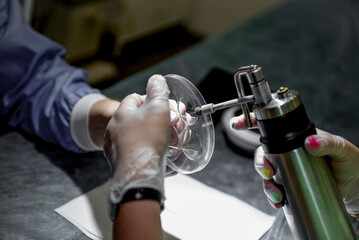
[{"left": 267, "top": 148, "right": 355, "bottom": 239}]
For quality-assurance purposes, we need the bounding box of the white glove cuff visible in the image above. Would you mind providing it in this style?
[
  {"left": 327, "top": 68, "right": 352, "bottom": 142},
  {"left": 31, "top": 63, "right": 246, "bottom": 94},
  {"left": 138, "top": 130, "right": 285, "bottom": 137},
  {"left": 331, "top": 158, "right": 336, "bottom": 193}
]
[
  {"left": 70, "top": 93, "right": 108, "bottom": 151},
  {"left": 344, "top": 192, "right": 359, "bottom": 215}
]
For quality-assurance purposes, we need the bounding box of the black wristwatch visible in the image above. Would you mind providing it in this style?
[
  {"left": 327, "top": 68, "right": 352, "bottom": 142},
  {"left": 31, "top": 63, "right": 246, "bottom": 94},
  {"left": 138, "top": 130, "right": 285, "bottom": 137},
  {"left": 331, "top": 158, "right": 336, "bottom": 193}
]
[{"left": 109, "top": 188, "right": 164, "bottom": 221}]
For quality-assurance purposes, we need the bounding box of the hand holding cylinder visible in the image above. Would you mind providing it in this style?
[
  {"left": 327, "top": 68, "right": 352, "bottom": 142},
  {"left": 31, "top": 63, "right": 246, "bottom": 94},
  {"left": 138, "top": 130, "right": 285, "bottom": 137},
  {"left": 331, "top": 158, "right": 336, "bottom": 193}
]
[
  {"left": 232, "top": 110, "right": 359, "bottom": 218},
  {"left": 230, "top": 65, "right": 356, "bottom": 239}
]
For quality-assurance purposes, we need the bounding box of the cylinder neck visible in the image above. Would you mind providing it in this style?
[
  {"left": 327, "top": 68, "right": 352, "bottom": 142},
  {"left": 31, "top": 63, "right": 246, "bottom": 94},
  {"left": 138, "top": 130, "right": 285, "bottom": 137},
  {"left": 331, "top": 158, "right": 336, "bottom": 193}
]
[{"left": 235, "top": 65, "right": 273, "bottom": 105}]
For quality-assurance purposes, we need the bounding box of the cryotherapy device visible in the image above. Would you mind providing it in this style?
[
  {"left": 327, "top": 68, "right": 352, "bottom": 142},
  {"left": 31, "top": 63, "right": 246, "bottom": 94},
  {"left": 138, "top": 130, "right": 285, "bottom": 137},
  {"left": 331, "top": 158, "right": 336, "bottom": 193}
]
[
  {"left": 172, "top": 65, "right": 356, "bottom": 239},
  {"left": 230, "top": 65, "right": 355, "bottom": 239}
]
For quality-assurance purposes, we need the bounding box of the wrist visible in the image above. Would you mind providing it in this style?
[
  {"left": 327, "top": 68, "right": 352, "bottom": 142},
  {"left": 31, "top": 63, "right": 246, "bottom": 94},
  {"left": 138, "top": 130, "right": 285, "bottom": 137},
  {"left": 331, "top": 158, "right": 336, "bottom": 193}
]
[
  {"left": 70, "top": 93, "right": 110, "bottom": 151},
  {"left": 108, "top": 161, "right": 166, "bottom": 221},
  {"left": 113, "top": 199, "right": 163, "bottom": 239},
  {"left": 109, "top": 187, "right": 164, "bottom": 221},
  {"left": 342, "top": 180, "right": 359, "bottom": 217},
  {"left": 109, "top": 147, "right": 166, "bottom": 201},
  {"left": 88, "top": 99, "right": 120, "bottom": 148},
  {"left": 109, "top": 175, "right": 165, "bottom": 204}
]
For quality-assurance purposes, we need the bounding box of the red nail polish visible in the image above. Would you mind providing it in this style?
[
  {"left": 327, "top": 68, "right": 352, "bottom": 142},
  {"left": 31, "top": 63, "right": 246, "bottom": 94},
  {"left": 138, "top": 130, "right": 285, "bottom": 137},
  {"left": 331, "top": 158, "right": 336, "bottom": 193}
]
[
  {"left": 308, "top": 137, "right": 320, "bottom": 148},
  {"left": 232, "top": 121, "right": 242, "bottom": 130},
  {"left": 274, "top": 202, "right": 283, "bottom": 208}
]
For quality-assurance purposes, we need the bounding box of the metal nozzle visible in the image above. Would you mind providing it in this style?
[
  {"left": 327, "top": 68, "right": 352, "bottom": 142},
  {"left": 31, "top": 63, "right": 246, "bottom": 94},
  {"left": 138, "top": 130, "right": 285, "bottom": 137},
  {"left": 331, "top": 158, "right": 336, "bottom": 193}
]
[{"left": 195, "top": 96, "right": 255, "bottom": 116}]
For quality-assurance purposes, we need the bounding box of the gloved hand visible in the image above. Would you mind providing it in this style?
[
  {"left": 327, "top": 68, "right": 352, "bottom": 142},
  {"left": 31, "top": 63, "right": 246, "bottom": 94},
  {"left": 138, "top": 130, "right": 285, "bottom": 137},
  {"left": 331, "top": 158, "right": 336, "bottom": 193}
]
[
  {"left": 104, "top": 74, "right": 171, "bottom": 205},
  {"left": 232, "top": 116, "right": 359, "bottom": 217}
]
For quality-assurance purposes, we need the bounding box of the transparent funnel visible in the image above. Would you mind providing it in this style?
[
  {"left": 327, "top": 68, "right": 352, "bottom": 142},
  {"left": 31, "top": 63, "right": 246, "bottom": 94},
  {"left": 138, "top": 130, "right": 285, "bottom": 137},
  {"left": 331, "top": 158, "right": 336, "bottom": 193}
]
[{"left": 165, "top": 74, "right": 215, "bottom": 174}]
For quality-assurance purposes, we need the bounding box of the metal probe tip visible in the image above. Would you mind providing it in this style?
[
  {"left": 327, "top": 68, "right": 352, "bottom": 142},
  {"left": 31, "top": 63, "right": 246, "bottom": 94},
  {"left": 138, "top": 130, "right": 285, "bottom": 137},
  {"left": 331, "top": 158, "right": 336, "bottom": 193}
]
[
  {"left": 194, "top": 96, "right": 255, "bottom": 116},
  {"left": 195, "top": 107, "right": 202, "bottom": 115}
]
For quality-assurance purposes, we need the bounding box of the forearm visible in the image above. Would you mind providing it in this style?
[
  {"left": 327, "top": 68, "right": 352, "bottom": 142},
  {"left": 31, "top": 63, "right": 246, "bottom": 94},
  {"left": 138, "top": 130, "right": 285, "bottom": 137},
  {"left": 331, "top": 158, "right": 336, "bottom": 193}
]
[
  {"left": 113, "top": 200, "right": 163, "bottom": 240},
  {"left": 1, "top": 0, "right": 112, "bottom": 153}
]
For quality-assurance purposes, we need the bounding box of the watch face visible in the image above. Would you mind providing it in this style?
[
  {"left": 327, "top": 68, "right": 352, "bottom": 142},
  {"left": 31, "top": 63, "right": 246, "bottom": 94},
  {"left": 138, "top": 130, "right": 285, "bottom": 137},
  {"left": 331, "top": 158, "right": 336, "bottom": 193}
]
[{"left": 165, "top": 74, "right": 215, "bottom": 174}]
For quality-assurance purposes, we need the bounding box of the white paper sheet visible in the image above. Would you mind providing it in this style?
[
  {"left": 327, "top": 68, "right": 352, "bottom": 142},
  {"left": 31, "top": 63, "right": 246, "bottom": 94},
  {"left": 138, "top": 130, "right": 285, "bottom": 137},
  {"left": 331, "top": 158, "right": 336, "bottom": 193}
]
[{"left": 55, "top": 175, "right": 274, "bottom": 240}]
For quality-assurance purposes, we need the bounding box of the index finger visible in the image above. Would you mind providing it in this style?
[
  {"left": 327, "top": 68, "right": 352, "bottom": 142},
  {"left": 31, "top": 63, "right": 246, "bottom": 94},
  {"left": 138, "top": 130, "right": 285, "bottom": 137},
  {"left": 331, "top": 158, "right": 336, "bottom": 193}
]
[
  {"left": 230, "top": 113, "right": 257, "bottom": 130},
  {"left": 254, "top": 146, "right": 276, "bottom": 180},
  {"left": 118, "top": 93, "right": 145, "bottom": 113}
]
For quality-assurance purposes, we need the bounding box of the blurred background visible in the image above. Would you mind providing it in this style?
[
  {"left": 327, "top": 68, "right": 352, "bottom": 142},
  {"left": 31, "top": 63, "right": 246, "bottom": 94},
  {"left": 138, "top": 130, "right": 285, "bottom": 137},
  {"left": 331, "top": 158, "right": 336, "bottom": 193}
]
[{"left": 20, "top": 0, "right": 285, "bottom": 89}]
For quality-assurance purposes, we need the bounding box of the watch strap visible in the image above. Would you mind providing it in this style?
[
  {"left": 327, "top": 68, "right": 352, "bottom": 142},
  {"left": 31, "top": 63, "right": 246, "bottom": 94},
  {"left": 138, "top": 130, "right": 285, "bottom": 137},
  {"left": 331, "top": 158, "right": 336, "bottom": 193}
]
[{"left": 110, "top": 188, "right": 164, "bottom": 221}]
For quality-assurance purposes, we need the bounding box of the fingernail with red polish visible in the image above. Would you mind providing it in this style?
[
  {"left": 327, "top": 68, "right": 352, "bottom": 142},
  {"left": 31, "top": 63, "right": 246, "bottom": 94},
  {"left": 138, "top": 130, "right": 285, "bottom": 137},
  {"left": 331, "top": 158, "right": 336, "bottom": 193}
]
[
  {"left": 230, "top": 116, "right": 245, "bottom": 130},
  {"left": 231, "top": 121, "right": 242, "bottom": 130},
  {"left": 308, "top": 136, "right": 320, "bottom": 148},
  {"left": 273, "top": 202, "right": 283, "bottom": 208}
]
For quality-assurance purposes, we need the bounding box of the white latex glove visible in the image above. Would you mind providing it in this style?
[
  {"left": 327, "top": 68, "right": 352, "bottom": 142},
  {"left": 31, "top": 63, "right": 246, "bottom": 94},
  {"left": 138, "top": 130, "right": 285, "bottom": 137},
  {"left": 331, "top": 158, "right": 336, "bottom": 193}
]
[
  {"left": 303, "top": 130, "right": 359, "bottom": 216},
  {"left": 232, "top": 115, "right": 359, "bottom": 217},
  {"left": 104, "top": 74, "right": 171, "bottom": 204}
]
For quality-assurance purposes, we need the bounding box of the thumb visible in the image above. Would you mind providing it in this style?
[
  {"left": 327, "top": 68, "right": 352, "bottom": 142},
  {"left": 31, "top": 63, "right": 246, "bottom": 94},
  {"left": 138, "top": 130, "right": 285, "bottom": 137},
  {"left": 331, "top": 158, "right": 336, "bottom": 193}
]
[
  {"left": 304, "top": 133, "right": 359, "bottom": 186},
  {"left": 146, "top": 74, "right": 170, "bottom": 104},
  {"left": 304, "top": 133, "right": 358, "bottom": 162}
]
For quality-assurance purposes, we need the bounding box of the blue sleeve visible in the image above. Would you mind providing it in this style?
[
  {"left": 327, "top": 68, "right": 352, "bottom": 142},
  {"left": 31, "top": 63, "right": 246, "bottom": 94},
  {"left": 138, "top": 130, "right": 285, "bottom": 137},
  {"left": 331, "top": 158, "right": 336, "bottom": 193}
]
[{"left": 0, "top": 0, "right": 100, "bottom": 153}]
